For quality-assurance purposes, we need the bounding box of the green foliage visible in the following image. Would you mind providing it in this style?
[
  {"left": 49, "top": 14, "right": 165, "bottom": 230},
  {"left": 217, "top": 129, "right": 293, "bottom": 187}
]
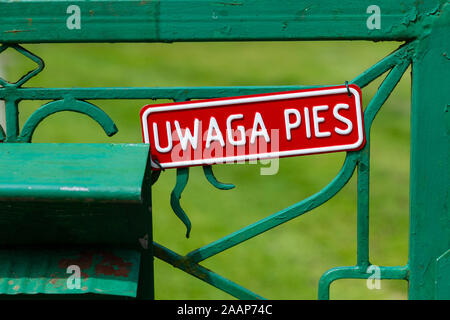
[{"left": 11, "top": 41, "right": 410, "bottom": 299}]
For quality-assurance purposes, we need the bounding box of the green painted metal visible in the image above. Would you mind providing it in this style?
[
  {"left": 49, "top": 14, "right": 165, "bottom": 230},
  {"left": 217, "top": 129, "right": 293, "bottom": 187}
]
[
  {"left": 0, "top": 249, "right": 140, "bottom": 297},
  {"left": 0, "top": 0, "right": 442, "bottom": 43},
  {"left": 19, "top": 98, "right": 118, "bottom": 143},
  {"left": 0, "top": 44, "right": 44, "bottom": 88},
  {"left": 435, "top": 250, "right": 450, "bottom": 299},
  {"left": 0, "top": 85, "right": 326, "bottom": 101},
  {"left": 0, "top": 0, "right": 448, "bottom": 300},
  {"left": 170, "top": 168, "right": 192, "bottom": 238},
  {"left": 169, "top": 165, "right": 235, "bottom": 238},
  {"left": 203, "top": 165, "right": 235, "bottom": 190},
  {"left": 0, "top": 143, "right": 153, "bottom": 246},
  {"left": 153, "top": 242, "right": 264, "bottom": 300},
  {"left": 318, "top": 266, "right": 409, "bottom": 300},
  {"left": 0, "top": 143, "right": 148, "bottom": 202},
  {"left": 0, "top": 143, "right": 154, "bottom": 298},
  {"left": 408, "top": 3, "right": 450, "bottom": 300}
]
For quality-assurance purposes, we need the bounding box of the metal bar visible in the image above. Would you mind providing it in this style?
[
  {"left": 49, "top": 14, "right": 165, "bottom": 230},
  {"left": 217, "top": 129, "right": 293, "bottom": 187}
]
[
  {"left": 153, "top": 242, "right": 264, "bottom": 300},
  {"left": 18, "top": 98, "right": 118, "bottom": 142},
  {"left": 0, "top": 54, "right": 6, "bottom": 133},
  {"left": 356, "top": 58, "right": 412, "bottom": 267},
  {"left": 0, "top": 44, "right": 45, "bottom": 88},
  {"left": 0, "top": 85, "right": 324, "bottom": 101},
  {"left": 4, "top": 98, "right": 19, "bottom": 142},
  {"left": 0, "top": 0, "right": 435, "bottom": 43},
  {"left": 356, "top": 147, "right": 370, "bottom": 268},
  {"left": 318, "top": 265, "right": 409, "bottom": 300},
  {"left": 408, "top": 4, "right": 450, "bottom": 299},
  {"left": 350, "top": 42, "right": 414, "bottom": 89},
  {"left": 363, "top": 59, "right": 411, "bottom": 126}
]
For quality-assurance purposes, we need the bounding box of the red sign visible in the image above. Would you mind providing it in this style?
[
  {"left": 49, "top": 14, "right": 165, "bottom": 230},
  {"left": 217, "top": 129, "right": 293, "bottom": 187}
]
[{"left": 140, "top": 85, "right": 365, "bottom": 169}]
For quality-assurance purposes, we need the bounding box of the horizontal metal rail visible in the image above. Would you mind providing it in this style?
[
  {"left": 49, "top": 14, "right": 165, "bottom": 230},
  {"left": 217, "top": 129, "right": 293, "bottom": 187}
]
[{"left": 0, "top": 0, "right": 440, "bottom": 43}]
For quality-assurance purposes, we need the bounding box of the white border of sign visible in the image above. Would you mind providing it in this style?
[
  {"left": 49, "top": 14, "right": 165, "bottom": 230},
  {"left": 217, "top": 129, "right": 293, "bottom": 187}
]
[{"left": 141, "top": 87, "right": 364, "bottom": 169}]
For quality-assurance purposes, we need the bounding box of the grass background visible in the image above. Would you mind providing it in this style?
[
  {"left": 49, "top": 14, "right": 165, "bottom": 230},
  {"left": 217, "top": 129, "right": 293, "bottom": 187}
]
[{"left": 2, "top": 41, "right": 411, "bottom": 299}]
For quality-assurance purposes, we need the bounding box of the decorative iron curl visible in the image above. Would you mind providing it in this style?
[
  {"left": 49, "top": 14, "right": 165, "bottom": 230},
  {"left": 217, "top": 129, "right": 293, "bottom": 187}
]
[
  {"left": 203, "top": 165, "right": 235, "bottom": 190},
  {"left": 19, "top": 98, "right": 118, "bottom": 142},
  {"left": 170, "top": 167, "right": 192, "bottom": 238},
  {"left": 161, "top": 97, "right": 237, "bottom": 238},
  {"left": 167, "top": 165, "right": 236, "bottom": 238}
]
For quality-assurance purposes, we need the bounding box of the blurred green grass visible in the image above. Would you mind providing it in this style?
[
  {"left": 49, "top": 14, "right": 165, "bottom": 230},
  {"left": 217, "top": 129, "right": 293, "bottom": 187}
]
[{"left": 5, "top": 41, "right": 411, "bottom": 299}]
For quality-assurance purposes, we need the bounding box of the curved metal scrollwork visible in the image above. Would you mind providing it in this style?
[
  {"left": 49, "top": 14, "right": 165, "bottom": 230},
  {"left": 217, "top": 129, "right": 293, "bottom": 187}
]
[
  {"left": 19, "top": 98, "right": 118, "bottom": 143},
  {"left": 170, "top": 167, "right": 192, "bottom": 238},
  {"left": 168, "top": 165, "right": 236, "bottom": 238},
  {"left": 0, "top": 44, "right": 45, "bottom": 88},
  {"left": 203, "top": 165, "right": 235, "bottom": 190}
]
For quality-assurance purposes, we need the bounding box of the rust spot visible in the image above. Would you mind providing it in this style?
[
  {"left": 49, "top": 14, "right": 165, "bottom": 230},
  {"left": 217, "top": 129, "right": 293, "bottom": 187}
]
[
  {"left": 27, "top": 18, "right": 32, "bottom": 26},
  {"left": 89, "top": 10, "right": 94, "bottom": 16},
  {"left": 48, "top": 272, "right": 66, "bottom": 288},
  {"left": 4, "top": 29, "right": 30, "bottom": 34},
  {"left": 58, "top": 251, "right": 95, "bottom": 280},
  {"left": 95, "top": 252, "right": 132, "bottom": 278}
]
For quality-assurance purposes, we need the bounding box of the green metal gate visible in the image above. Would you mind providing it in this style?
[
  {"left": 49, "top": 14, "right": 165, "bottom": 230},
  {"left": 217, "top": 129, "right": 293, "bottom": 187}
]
[{"left": 0, "top": 0, "right": 448, "bottom": 299}]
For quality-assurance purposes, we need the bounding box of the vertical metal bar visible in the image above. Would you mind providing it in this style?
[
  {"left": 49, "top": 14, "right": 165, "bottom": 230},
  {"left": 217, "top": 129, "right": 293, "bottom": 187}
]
[
  {"left": 355, "top": 56, "right": 412, "bottom": 269},
  {"left": 137, "top": 152, "right": 154, "bottom": 300},
  {"left": 0, "top": 101, "right": 5, "bottom": 133},
  {"left": 4, "top": 97, "right": 19, "bottom": 142},
  {"left": 409, "top": 6, "right": 450, "bottom": 299},
  {"left": 0, "top": 57, "right": 5, "bottom": 132},
  {"left": 356, "top": 146, "right": 370, "bottom": 268}
]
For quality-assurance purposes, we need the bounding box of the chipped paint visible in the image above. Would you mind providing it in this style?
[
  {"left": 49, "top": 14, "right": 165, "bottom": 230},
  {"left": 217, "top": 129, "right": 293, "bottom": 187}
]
[
  {"left": 214, "top": 1, "right": 243, "bottom": 6},
  {"left": 95, "top": 252, "right": 133, "bottom": 277},
  {"left": 0, "top": 249, "right": 141, "bottom": 297},
  {"left": 59, "top": 186, "right": 89, "bottom": 192},
  {"left": 3, "top": 29, "right": 30, "bottom": 34},
  {"left": 58, "top": 251, "right": 95, "bottom": 280}
]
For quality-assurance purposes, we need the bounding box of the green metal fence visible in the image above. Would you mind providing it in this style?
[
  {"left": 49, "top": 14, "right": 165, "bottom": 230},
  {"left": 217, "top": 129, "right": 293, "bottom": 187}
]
[{"left": 0, "top": 0, "right": 448, "bottom": 299}]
